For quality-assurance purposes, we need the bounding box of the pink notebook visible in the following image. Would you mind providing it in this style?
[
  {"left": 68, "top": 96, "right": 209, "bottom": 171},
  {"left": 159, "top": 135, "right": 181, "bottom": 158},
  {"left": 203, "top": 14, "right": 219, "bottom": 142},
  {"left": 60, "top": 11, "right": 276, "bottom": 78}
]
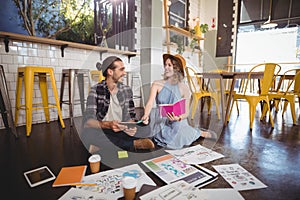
[{"left": 158, "top": 98, "right": 186, "bottom": 117}]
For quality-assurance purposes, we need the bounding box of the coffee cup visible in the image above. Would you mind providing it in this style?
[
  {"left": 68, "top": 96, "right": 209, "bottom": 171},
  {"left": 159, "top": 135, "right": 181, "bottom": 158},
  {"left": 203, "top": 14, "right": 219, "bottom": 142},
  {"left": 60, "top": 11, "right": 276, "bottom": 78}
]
[
  {"left": 122, "top": 176, "right": 137, "bottom": 200},
  {"left": 88, "top": 154, "right": 101, "bottom": 174}
]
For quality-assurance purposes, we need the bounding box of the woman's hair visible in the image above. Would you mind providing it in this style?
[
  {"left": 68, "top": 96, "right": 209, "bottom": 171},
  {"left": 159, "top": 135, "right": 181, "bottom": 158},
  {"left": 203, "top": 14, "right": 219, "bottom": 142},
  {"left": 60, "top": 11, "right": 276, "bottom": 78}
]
[{"left": 163, "top": 55, "right": 184, "bottom": 82}]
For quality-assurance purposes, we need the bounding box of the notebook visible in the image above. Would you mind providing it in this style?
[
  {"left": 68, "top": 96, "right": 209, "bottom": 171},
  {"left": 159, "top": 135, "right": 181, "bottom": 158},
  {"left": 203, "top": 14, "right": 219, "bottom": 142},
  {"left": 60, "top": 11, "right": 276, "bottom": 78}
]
[
  {"left": 52, "top": 165, "right": 87, "bottom": 187},
  {"left": 158, "top": 98, "right": 186, "bottom": 117}
]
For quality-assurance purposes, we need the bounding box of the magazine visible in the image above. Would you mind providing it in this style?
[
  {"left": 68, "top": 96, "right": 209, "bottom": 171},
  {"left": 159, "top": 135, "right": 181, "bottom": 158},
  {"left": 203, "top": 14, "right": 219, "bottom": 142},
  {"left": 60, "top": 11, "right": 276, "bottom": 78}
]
[
  {"left": 158, "top": 98, "right": 186, "bottom": 117},
  {"left": 142, "top": 154, "right": 217, "bottom": 188}
]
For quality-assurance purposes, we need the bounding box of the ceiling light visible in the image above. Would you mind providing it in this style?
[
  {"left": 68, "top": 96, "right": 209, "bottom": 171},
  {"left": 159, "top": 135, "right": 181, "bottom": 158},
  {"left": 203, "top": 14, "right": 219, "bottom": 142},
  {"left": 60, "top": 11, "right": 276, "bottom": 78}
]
[
  {"left": 261, "top": 0, "right": 278, "bottom": 29},
  {"left": 261, "top": 17, "right": 278, "bottom": 29}
]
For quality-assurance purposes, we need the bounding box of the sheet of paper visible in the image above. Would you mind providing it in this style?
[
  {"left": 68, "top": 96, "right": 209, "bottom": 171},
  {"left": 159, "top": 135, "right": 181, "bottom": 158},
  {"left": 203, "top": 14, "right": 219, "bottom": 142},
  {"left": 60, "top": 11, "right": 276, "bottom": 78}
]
[
  {"left": 212, "top": 163, "right": 267, "bottom": 191},
  {"left": 78, "top": 164, "right": 156, "bottom": 199},
  {"left": 58, "top": 187, "right": 108, "bottom": 200},
  {"left": 165, "top": 144, "right": 224, "bottom": 164},
  {"left": 199, "top": 188, "right": 245, "bottom": 200},
  {"left": 140, "top": 180, "right": 206, "bottom": 200}
]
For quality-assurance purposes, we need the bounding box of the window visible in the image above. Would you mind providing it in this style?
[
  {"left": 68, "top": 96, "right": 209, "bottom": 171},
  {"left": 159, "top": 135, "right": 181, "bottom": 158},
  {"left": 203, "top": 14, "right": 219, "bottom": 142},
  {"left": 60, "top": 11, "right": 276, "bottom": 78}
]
[
  {"left": 169, "top": 0, "right": 188, "bottom": 28},
  {"left": 168, "top": 0, "right": 189, "bottom": 52},
  {"left": 235, "top": 0, "right": 300, "bottom": 72},
  {"left": 94, "top": 0, "right": 136, "bottom": 51}
]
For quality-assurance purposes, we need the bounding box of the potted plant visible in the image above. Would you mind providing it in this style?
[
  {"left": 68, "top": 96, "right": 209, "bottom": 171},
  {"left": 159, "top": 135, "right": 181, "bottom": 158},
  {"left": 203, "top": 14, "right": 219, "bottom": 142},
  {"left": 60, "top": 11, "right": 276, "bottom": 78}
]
[{"left": 189, "top": 23, "right": 208, "bottom": 53}]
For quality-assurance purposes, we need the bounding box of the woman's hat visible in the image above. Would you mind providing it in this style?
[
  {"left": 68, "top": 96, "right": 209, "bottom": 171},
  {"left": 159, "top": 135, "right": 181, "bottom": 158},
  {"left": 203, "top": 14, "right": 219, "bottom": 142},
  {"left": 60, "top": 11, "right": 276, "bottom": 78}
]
[{"left": 163, "top": 53, "right": 186, "bottom": 76}]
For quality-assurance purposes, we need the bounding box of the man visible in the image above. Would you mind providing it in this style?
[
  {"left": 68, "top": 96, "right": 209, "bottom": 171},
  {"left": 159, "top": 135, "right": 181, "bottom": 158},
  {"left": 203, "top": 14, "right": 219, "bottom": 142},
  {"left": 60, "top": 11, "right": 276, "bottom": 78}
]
[{"left": 81, "top": 56, "right": 155, "bottom": 153}]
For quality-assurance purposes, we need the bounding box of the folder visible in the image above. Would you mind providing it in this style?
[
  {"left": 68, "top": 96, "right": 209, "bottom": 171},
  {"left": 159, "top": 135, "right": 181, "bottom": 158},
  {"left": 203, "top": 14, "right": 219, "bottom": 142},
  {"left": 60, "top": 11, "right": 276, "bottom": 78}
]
[{"left": 52, "top": 165, "right": 87, "bottom": 187}]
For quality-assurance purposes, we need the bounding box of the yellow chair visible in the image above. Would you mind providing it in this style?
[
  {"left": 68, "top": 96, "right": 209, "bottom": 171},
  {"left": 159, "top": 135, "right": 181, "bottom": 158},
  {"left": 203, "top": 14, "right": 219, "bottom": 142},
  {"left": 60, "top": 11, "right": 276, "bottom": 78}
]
[
  {"left": 90, "top": 70, "right": 105, "bottom": 83},
  {"left": 15, "top": 66, "right": 65, "bottom": 136},
  {"left": 185, "top": 66, "right": 220, "bottom": 120},
  {"left": 228, "top": 63, "right": 281, "bottom": 130},
  {"left": 267, "top": 69, "right": 300, "bottom": 125}
]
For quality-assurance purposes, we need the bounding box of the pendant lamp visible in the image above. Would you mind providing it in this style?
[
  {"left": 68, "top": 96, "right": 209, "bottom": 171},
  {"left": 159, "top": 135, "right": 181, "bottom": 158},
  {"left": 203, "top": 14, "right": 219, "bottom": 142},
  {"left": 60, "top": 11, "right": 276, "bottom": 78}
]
[{"left": 261, "top": 0, "right": 278, "bottom": 29}]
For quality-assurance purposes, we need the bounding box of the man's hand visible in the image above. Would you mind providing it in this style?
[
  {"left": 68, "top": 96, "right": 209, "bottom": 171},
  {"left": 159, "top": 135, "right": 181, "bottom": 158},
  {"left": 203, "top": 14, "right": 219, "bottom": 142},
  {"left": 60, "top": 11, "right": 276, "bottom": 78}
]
[
  {"left": 111, "top": 121, "right": 137, "bottom": 136},
  {"left": 110, "top": 120, "right": 124, "bottom": 132},
  {"left": 123, "top": 127, "right": 137, "bottom": 136}
]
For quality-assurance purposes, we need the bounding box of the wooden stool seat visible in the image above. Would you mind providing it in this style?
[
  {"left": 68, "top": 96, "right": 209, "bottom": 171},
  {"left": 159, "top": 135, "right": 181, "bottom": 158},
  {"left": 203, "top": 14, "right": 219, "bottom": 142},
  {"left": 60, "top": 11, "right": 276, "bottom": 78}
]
[{"left": 15, "top": 66, "right": 65, "bottom": 136}]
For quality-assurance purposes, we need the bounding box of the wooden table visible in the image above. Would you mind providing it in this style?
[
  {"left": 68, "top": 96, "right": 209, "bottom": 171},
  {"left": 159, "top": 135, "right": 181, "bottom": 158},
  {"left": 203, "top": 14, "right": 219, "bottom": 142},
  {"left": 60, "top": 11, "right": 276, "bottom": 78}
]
[
  {"left": 197, "top": 72, "right": 264, "bottom": 126},
  {"left": 275, "top": 74, "right": 295, "bottom": 91}
]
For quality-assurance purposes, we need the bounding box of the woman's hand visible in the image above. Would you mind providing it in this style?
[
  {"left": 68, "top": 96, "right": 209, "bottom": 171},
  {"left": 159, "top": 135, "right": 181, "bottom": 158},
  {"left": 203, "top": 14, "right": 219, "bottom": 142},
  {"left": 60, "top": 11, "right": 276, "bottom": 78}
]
[
  {"left": 166, "top": 112, "right": 182, "bottom": 122},
  {"left": 140, "top": 115, "right": 150, "bottom": 125}
]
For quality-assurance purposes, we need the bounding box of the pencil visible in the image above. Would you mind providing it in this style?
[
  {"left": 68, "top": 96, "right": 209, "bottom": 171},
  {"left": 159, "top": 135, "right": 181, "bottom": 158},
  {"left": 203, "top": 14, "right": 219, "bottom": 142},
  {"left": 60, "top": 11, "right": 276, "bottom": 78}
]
[{"left": 70, "top": 183, "right": 97, "bottom": 186}]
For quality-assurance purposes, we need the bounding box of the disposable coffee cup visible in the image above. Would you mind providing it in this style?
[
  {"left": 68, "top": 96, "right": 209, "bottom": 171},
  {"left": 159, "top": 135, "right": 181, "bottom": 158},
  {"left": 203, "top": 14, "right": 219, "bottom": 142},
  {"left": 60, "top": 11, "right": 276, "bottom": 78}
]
[
  {"left": 122, "top": 176, "right": 137, "bottom": 200},
  {"left": 88, "top": 154, "right": 101, "bottom": 174}
]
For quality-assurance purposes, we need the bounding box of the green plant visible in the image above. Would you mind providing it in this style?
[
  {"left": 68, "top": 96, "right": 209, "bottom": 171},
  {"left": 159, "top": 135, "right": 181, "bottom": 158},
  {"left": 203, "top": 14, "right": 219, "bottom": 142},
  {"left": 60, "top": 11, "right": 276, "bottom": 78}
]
[
  {"left": 188, "top": 23, "right": 208, "bottom": 53},
  {"left": 170, "top": 35, "right": 185, "bottom": 55},
  {"left": 200, "top": 23, "right": 209, "bottom": 33},
  {"left": 189, "top": 38, "right": 199, "bottom": 53},
  {"left": 13, "top": 0, "right": 93, "bottom": 41},
  {"left": 56, "top": 14, "right": 94, "bottom": 45}
]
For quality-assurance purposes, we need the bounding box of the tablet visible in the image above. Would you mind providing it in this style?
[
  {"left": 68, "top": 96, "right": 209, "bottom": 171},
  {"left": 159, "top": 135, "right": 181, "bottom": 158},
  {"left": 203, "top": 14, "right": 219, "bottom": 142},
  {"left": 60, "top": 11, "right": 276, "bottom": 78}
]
[
  {"left": 119, "top": 120, "right": 144, "bottom": 127},
  {"left": 24, "top": 166, "right": 56, "bottom": 187}
]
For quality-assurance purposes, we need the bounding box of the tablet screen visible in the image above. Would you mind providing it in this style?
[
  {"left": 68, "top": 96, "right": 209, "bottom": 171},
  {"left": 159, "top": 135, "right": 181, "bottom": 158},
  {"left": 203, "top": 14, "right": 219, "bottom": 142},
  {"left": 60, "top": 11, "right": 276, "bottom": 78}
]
[{"left": 24, "top": 166, "right": 56, "bottom": 187}]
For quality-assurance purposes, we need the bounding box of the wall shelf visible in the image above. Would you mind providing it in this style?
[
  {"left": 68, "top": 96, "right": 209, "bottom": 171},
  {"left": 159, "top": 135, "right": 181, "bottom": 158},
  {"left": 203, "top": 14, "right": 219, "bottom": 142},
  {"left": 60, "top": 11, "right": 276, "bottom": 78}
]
[
  {"left": 163, "top": 25, "right": 205, "bottom": 41},
  {"left": 0, "top": 31, "right": 138, "bottom": 60}
]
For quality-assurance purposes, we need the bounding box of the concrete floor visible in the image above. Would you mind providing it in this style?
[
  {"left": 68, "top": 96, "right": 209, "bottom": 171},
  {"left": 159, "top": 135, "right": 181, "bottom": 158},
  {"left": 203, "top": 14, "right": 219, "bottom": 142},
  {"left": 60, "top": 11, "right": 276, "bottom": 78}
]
[{"left": 0, "top": 101, "right": 299, "bottom": 199}]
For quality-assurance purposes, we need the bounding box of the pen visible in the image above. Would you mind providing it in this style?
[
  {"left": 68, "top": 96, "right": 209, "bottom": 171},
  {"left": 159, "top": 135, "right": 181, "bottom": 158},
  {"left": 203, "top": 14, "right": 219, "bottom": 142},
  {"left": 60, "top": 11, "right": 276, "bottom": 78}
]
[{"left": 71, "top": 183, "right": 97, "bottom": 187}]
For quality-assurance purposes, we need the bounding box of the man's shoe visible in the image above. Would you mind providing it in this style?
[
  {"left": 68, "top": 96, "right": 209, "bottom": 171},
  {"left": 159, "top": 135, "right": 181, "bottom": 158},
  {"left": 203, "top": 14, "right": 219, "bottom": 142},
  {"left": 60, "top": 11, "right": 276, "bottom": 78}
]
[{"left": 134, "top": 138, "right": 155, "bottom": 150}]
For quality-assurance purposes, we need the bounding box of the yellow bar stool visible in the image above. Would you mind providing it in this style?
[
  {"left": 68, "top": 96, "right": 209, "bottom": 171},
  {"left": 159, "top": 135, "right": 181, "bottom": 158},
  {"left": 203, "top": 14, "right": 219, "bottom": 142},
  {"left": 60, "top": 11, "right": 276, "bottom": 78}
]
[
  {"left": 15, "top": 66, "right": 65, "bottom": 136},
  {"left": 60, "top": 69, "right": 92, "bottom": 126},
  {"left": 90, "top": 70, "right": 105, "bottom": 84}
]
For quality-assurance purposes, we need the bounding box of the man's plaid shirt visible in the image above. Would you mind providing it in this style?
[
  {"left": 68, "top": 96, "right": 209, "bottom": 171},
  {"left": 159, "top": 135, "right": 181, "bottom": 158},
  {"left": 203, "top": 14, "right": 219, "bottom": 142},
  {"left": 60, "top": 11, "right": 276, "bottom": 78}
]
[{"left": 83, "top": 80, "right": 136, "bottom": 124}]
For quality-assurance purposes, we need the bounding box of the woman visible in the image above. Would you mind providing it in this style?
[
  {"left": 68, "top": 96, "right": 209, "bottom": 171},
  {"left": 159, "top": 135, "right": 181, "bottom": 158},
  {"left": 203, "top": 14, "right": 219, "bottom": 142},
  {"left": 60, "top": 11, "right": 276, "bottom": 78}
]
[{"left": 141, "top": 53, "right": 213, "bottom": 149}]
